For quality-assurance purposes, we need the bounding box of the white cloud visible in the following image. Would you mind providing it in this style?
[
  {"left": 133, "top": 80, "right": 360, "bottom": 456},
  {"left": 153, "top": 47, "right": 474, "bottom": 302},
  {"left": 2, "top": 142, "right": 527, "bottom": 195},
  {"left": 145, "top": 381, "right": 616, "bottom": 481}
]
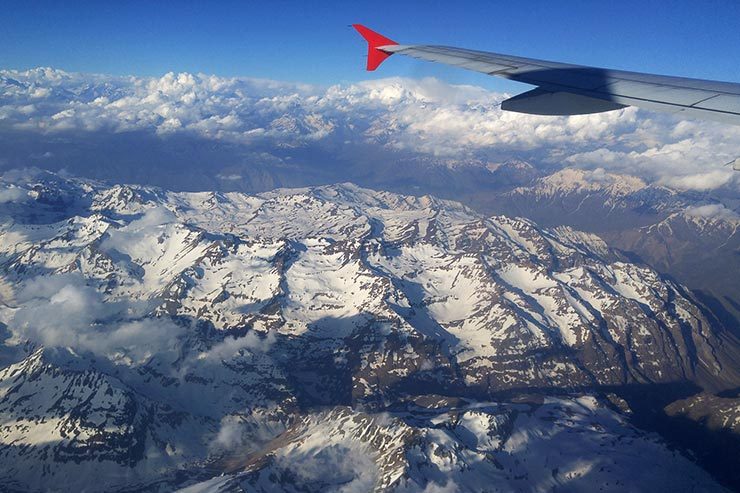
[
  {"left": 416, "top": 482, "right": 460, "bottom": 493},
  {"left": 7, "top": 273, "right": 184, "bottom": 364},
  {"left": 198, "top": 330, "right": 276, "bottom": 362},
  {"left": 100, "top": 206, "right": 176, "bottom": 253},
  {"left": 211, "top": 409, "right": 284, "bottom": 453},
  {"left": 0, "top": 186, "right": 29, "bottom": 203},
  {"left": 275, "top": 443, "right": 378, "bottom": 493},
  {"left": 216, "top": 173, "right": 242, "bottom": 181},
  {"left": 684, "top": 203, "right": 740, "bottom": 222},
  {"left": 2, "top": 67, "right": 739, "bottom": 191},
  {"left": 660, "top": 169, "right": 736, "bottom": 191},
  {"left": 127, "top": 205, "right": 176, "bottom": 228},
  {"left": 213, "top": 415, "right": 251, "bottom": 451}
]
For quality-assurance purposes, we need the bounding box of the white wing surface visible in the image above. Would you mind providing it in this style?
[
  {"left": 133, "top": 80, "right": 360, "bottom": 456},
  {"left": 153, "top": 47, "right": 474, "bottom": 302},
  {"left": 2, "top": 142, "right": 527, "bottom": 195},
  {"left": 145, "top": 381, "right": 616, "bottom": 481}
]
[{"left": 353, "top": 24, "right": 740, "bottom": 125}]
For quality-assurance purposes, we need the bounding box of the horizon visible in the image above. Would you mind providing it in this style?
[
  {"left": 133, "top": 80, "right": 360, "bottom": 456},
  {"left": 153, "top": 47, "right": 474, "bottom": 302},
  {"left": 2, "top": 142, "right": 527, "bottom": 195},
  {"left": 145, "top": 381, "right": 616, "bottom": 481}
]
[
  {"left": 2, "top": 66, "right": 739, "bottom": 195},
  {"left": 2, "top": 3, "right": 740, "bottom": 492}
]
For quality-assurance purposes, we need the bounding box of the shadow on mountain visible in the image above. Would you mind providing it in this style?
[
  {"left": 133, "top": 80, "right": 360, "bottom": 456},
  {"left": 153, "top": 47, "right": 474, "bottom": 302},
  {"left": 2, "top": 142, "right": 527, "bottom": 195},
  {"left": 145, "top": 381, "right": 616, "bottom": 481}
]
[
  {"left": 692, "top": 289, "right": 740, "bottom": 339},
  {"left": 0, "top": 168, "right": 94, "bottom": 225},
  {"left": 244, "top": 307, "right": 740, "bottom": 489},
  {"left": 613, "top": 383, "right": 740, "bottom": 492},
  {"left": 390, "top": 379, "right": 740, "bottom": 491},
  {"left": 3, "top": 308, "right": 740, "bottom": 491}
]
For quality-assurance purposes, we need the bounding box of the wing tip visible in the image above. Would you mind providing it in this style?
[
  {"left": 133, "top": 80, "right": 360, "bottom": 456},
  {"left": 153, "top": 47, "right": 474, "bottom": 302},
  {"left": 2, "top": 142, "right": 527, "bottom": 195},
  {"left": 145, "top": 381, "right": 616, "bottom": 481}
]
[{"left": 352, "top": 24, "right": 398, "bottom": 71}]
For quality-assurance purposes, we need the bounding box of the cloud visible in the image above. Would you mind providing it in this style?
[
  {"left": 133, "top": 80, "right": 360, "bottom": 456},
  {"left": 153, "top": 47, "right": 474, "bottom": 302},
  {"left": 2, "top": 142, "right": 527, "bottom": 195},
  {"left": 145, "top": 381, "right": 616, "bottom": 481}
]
[
  {"left": 212, "top": 415, "right": 253, "bottom": 451},
  {"left": 275, "top": 443, "right": 378, "bottom": 493},
  {"left": 2, "top": 67, "right": 739, "bottom": 191},
  {"left": 416, "top": 482, "right": 460, "bottom": 493},
  {"left": 684, "top": 203, "right": 740, "bottom": 222},
  {"left": 198, "top": 330, "right": 276, "bottom": 362},
  {"left": 6, "top": 273, "right": 184, "bottom": 364},
  {"left": 211, "top": 408, "right": 284, "bottom": 454},
  {"left": 99, "top": 206, "right": 176, "bottom": 253},
  {"left": 660, "top": 169, "right": 736, "bottom": 191},
  {"left": 0, "top": 186, "right": 29, "bottom": 203},
  {"left": 216, "top": 173, "right": 242, "bottom": 181}
]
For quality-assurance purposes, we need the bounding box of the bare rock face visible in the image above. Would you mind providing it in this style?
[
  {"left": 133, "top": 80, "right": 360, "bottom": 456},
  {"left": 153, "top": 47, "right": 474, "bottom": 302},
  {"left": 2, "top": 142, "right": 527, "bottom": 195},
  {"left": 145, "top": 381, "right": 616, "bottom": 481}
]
[{"left": 0, "top": 172, "right": 736, "bottom": 491}]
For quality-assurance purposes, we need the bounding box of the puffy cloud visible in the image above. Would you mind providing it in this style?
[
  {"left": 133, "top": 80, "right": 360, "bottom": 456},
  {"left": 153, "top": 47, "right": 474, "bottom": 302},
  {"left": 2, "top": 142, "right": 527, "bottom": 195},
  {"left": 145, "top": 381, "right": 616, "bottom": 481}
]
[
  {"left": 684, "top": 203, "right": 740, "bottom": 222},
  {"left": 0, "top": 186, "right": 29, "bottom": 203},
  {"left": 198, "top": 330, "right": 276, "bottom": 362},
  {"left": 660, "top": 169, "right": 736, "bottom": 191},
  {"left": 415, "top": 482, "right": 460, "bottom": 493},
  {"left": 5, "top": 273, "right": 184, "bottom": 364},
  {"left": 2, "top": 67, "right": 739, "bottom": 191},
  {"left": 212, "top": 415, "right": 252, "bottom": 451}
]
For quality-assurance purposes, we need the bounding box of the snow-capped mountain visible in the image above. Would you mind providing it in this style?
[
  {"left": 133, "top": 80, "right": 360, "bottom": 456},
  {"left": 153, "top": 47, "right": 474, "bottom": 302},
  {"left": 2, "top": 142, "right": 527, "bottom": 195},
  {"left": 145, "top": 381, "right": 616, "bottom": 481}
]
[
  {"left": 0, "top": 171, "right": 737, "bottom": 491},
  {"left": 477, "top": 167, "right": 740, "bottom": 328},
  {"left": 195, "top": 397, "right": 722, "bottom": 493},
  {"left": 608, "top": 205, "right": 740, "bottom": 322},
  {"left": 481, "top": 168, "right": 700, "bottom": 230}
]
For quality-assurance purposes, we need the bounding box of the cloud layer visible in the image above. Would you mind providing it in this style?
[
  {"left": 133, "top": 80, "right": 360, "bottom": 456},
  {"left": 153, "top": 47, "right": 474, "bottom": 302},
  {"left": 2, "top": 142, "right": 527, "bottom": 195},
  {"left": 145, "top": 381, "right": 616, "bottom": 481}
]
[{"left": 1, "top": 67, "right": 739, "bottom": 191}]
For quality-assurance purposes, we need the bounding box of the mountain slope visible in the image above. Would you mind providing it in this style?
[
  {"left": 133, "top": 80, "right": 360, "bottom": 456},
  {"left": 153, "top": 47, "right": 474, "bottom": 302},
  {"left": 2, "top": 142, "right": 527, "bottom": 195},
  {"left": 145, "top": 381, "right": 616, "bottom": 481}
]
[
  {"left": 476, "top": 167, "right": 740, "bottom": 328},
  {"left": 0, "top": 172, "right": 737, "bottom": 491},
  {"left": 195, "top": 397, "right": 723, "bottom": 493}
]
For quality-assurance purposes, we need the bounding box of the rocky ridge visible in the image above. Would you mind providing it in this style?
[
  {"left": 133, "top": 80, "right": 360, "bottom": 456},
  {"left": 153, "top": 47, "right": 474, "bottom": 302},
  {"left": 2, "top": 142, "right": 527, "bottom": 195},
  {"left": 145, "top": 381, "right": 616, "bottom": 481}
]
[{"left": 0, "top": 171, "right": 737, "bottom": 491}]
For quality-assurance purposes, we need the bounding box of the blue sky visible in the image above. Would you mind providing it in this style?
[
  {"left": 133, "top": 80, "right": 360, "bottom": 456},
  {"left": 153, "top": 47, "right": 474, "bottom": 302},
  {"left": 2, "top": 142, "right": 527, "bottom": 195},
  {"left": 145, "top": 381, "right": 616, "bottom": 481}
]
[{"left": 3, "top": 0, "right": 740, "bottom": 91}]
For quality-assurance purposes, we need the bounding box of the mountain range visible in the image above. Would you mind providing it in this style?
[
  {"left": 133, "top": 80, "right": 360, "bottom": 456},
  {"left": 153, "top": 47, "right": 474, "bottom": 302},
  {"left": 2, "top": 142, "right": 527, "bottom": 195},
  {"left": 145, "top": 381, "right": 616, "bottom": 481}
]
[
  {"left": 472, "top": 166, "right": 740, "bottom": 329},
  {"left": 0, "top": 171, "right": 738, "bottom": 491}
]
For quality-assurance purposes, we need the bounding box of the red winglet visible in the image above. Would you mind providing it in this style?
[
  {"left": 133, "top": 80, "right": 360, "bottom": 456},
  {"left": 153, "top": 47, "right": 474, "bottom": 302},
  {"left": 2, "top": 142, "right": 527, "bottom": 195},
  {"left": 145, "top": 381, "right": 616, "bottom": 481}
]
[{"left": 352, "top": 24, "right": 398, "bottom": 71}]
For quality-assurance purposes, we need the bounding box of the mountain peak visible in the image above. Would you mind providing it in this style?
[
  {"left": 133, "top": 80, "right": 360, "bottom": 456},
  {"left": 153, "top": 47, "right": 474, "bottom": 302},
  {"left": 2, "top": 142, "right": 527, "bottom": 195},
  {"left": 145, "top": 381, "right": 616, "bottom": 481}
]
[
  {"left": 532, "top": 167, "right": 648, "bottom": 197},
  {"left": 0, "top": 173, "right": 736, "bottom": 491}
]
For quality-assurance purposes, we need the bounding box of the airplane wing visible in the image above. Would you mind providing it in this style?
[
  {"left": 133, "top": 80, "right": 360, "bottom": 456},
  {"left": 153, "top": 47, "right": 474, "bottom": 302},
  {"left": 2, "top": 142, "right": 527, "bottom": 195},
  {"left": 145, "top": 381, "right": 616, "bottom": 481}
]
[{"left": 352, "top": 24, "right": 740, "bottom": 126}]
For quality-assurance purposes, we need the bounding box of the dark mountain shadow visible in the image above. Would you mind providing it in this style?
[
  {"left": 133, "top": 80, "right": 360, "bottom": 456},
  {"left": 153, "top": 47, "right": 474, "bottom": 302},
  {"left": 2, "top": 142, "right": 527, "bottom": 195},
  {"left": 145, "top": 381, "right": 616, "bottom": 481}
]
[
  {"left": 385, "top": 379, "right": 740, "bottom": 491},
  {"left": 614, "top": 383, "right": 740, "bottom": 492},
  {"left": 247, "top": 304, "right": 740, "bottom": 489},
  {"left": 3, "top": 306, "right": 739, "bottom": 491},
  {"left": 717, "top": 387, "right": 740, "bottom": 398},
  {"left": 693, "top": 289, "right": 740, "bottom": 339}
]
